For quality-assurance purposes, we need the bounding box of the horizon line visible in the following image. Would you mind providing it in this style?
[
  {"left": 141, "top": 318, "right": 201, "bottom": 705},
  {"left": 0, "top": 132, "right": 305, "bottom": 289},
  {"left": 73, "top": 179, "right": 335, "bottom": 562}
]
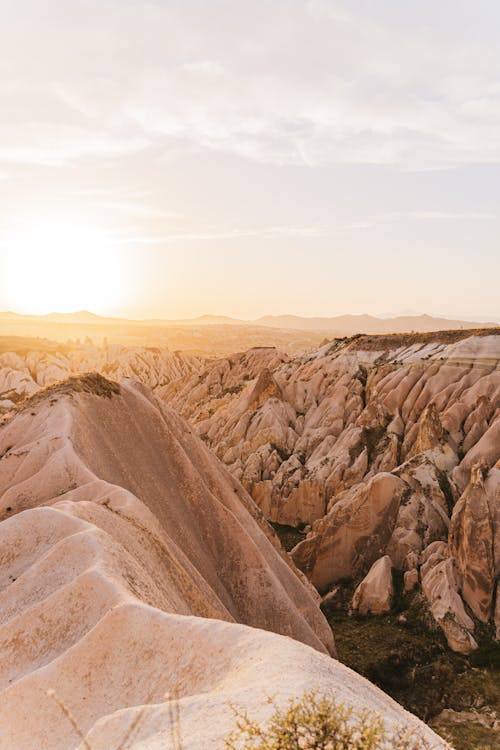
[{"left": 1, "top": 308, "right": 499, "bottom": 326}]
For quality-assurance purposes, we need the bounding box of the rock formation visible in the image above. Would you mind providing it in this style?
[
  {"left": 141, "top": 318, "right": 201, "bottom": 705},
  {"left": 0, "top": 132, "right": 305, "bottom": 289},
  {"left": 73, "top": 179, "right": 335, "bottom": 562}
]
[
  {"left": 160, "top": 331, "right": 500, "bottom": 652},
  {"left": 0, "top": 344, "right": 201, "bottom": 413},
  {"left": 420, "top": 543, "right": 478, "bottom": 655},
  {"left": 2, "top": 329, "right": 499, "bottom": 656},
  {"left": 351, "top": 555, "right": 394, "bottom": 615},
  {"left": 449, "top": 463, "right": 497, "bottom": 623},
  {"left": 0, "top": 374, "right": 446, "bottom": 749},
  {"left": 292, "top": 473, "right": 406, "bottom": 593}
]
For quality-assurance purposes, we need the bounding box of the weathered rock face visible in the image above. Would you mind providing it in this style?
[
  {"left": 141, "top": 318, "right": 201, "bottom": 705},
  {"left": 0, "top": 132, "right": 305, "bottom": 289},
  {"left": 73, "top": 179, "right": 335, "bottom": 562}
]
[
  {"left": 0, "top": 344, "right": 201, "bottom": 413},
  {"left": 3, "top": 331, "right": 499, "bottom": 657},
  {"left": 0, "top": 375, "right": 448, "bottom": 750},
  {"left": 292, "top": 473, "right": 406, "bottom": 593},
  {"left": 160, "top": 331, "right": 500, "bottom": 652},
  {"left": 385, "top": 453, "right": 454, "bottom": 568},
  {"left": 0, "top": 375, "right": 333, "bottom": 656},
  {"left": 449, "top": 463, "right": 497, "bottom": 623},
  {"left": 351, "top": 555, "right": 394, "bottom": 615},
  {"left": 252, "top": 478, "right": 327, "bottom": 527},
  {"left": 420, "top": 543, "right": 478, "bottom": 655},
  {"left": 409, "top": 402, "right": 446, "bottom": 457},
  {"left": 163, "top": 333, "right": 500, "bottom": 527}
]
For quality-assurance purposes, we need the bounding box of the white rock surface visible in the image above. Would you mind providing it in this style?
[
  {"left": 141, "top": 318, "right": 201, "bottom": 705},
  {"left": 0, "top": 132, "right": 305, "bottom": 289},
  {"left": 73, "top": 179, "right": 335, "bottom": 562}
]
[{"left": 0, "top": 375, "right": 446, "bottom": 749}]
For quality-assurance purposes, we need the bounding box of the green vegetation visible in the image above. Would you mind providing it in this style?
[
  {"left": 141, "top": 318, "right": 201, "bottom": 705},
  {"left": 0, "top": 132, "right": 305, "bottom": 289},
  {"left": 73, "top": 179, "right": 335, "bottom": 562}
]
[
  {"left": 325, "top": 597, "right": 500, "bottom": 750},
  {"left": 225, "top": 691, "right": 435, "bottom": 749},
  {"left": 430, "top": 720, "right": 497, "bottom": 750}
]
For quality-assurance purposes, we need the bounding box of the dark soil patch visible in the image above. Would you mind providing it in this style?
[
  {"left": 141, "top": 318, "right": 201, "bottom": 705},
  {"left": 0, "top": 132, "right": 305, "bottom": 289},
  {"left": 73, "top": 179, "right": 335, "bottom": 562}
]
[
  {"left": 270, "top": 522, "right": 306, "bottom": 552},
  {"left": 327, "top": 603, "right": 500, "bottom": 749}
]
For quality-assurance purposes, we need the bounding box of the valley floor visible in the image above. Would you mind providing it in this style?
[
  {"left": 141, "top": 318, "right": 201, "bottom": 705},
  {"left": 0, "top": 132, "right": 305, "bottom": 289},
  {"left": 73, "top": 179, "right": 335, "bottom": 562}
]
[
  {"left": 274, "top": 522, "right": 500, "bottom": 750},
  {"left": 331, "top": 609, "right": 499, "bottom": 750}
]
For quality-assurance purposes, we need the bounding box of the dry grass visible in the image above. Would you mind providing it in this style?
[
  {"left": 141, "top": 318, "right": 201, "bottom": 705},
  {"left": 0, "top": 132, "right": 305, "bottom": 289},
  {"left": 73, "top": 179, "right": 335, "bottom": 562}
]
[
  {"left": 47, "top": 684, "right": 180, "bottom": 750},
  {"left": 13, "top": 372, "right": 120, "bottom": 416},
  {"left": 343, "top": 327, "right": 499, "bottom": 352}
]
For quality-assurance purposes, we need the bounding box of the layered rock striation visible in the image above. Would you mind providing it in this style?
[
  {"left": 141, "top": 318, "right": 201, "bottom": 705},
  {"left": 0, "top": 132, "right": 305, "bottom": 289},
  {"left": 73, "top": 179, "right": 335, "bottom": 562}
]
[
  {"left": 162, "top": 331, "right": 500, "bottom": 652},
  {"left": 0, "top": 374, "right": 445, "bottom": 749}
]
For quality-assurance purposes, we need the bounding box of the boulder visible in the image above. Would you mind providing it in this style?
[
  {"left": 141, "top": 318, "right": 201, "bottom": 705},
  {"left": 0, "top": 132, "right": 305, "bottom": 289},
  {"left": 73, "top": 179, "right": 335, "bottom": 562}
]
[{"left": 352, "top": 556, "right": 394, "bottom": 615}]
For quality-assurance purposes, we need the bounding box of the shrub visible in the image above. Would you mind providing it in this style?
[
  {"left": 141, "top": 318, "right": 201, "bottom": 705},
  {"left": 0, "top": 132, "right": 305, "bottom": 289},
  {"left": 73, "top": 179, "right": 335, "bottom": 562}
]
[{"left": 224, "top": 691, "right": 438, "bottom": 750}]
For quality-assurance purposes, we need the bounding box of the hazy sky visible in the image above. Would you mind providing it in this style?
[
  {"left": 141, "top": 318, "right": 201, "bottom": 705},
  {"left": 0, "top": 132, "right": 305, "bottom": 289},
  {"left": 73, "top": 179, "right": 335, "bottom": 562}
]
[{"left": 0, "top": 0, "right": 499, "bottom": 320}]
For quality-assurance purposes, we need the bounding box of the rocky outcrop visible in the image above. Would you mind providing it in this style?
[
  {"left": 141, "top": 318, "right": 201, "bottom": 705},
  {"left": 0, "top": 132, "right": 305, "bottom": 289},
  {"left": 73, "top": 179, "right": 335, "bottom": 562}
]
[
  {"left": 420, "top": 542, "right": 478, "bottom": 654},
  {"left": 0, "top": 375, "right": 333, "bottom": 655},
  {"left": 409, "top": 402, "right": 445, "bottom": 456},
  {"left": 0, "top": 344, "right": 201, "bottom": 413},
  {"left": 252, "top": 478, "right": 327, "bottom": 527},
  {"left": 0, "top": 374, "right": 449, "bottom": 750},
  {"left": 3, "top": 331, "right": 499, "bottom": 657},
  {"left": 291, "top": 473, "right": 406, "bottom": 593},
  {"left": 386, "top": 454, "right": 454, "bottom": 568},
  {"left": 449, "top": 463, "right": 497, "bottom": 623},
  {"left": 351, "top": 555, "right": 394, "bottom": 615},
  {"left": 162, "top": 333, "right": 499, "bottom": 529},
  {"left": 160, "top": 332, "right": 499, "bottom": 651}
]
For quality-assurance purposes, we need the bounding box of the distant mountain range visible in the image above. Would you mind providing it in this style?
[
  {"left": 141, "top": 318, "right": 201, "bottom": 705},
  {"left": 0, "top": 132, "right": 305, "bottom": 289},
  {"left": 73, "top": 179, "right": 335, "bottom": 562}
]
[
  {"left": 0, "top": 309, "right": 498, "bottom": 334},
  {"left": 254, "top": 313, "right": 499, "bottom": 333}
]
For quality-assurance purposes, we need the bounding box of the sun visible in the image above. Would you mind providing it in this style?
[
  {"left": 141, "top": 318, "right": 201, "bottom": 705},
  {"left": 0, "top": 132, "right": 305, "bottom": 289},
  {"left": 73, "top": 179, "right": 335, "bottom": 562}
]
[{"left": 0, "top": 218, "right": 127, "bottom": 315}]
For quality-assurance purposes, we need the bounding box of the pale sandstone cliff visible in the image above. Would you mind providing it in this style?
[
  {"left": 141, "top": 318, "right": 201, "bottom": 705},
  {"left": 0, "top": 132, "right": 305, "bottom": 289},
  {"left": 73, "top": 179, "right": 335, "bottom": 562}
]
[
  {"left": 2, "top": 330, "right": 498, "bottom": 654},
  {"left": 0, "top": 375, "right": 446, "bottom": 749},
  {"left": 0, "top": 344, "right": 201, "bottom": 413},
  {"left": 161, "top": 331, "right": 500, "bottom": 653}
]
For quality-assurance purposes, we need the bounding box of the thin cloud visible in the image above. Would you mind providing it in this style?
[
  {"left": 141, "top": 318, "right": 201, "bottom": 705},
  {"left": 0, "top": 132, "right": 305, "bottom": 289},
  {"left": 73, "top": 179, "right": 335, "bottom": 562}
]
[
  {"left": 113, "top": 224, "right": 329, "bottom": 244},
  {"left": 1, "top": 1, "right": 500, "bottom": 170}
]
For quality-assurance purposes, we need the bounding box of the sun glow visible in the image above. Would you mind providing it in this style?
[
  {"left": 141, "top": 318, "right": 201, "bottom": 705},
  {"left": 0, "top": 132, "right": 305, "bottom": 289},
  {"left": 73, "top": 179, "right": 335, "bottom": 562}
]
[{"left": 0, "top": 218, "right": 127, "bottom": 315}]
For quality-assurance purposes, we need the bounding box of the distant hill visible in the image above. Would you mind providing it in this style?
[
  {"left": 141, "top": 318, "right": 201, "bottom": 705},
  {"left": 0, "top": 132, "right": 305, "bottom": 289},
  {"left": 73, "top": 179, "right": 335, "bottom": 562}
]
[
  {"left": 0, "top": 310, "right": 123, "bottom": 324},
  {"left": 1, "top": 310, "right": 497, "bottom": 333},
  {"left": 255, "top": 313, "right": 499, "bottom": 333},
  {"left": 0, "top": 311, "right": 246, "bottom": 327}
]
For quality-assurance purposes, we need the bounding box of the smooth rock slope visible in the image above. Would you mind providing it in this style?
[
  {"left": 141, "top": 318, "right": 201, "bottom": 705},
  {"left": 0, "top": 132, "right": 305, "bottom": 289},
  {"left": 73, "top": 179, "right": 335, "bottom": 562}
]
[{"left": 0, "top": 375, "right": 445, "bottom": 749}]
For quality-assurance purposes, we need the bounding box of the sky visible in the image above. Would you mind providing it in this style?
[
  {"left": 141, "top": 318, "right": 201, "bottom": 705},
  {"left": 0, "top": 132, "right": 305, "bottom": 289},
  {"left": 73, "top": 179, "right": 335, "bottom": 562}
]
[{"left": 0, "top": 0, "right": 499, "bottom": 321}]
